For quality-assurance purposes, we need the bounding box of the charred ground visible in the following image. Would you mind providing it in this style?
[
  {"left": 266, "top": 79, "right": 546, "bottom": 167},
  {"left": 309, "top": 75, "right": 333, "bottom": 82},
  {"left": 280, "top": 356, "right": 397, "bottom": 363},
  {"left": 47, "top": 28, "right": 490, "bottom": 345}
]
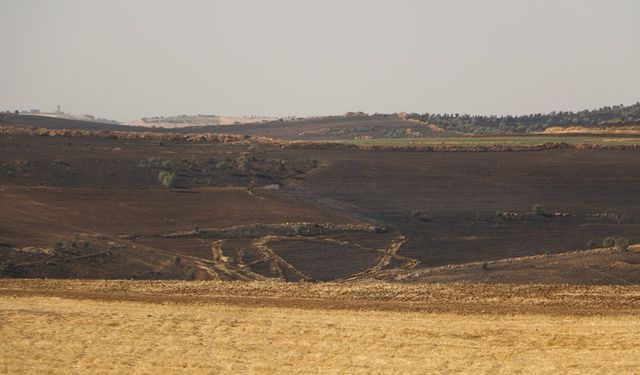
[{"left": 1, "top": 127, "right": 640, "bottom": 283}]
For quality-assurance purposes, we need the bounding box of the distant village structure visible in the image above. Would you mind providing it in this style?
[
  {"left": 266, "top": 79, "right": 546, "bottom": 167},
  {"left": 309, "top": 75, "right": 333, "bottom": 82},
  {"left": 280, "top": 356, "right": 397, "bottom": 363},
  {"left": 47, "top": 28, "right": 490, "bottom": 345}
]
[{"left": 7, "top": 105, "right": 115, "bottom": 124}]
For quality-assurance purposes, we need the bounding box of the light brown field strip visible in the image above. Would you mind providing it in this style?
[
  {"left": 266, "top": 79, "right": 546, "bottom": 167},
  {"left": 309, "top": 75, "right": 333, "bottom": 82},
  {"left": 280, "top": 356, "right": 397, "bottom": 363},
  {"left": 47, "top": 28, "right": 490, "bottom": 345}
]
[{"left": 2, "top": 279, "right": 640, "bottom": 316}]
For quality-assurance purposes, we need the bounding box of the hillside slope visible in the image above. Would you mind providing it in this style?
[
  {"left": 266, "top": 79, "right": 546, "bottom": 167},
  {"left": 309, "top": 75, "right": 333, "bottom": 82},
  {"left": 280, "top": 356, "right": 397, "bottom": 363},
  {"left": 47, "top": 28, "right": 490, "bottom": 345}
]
[{"left": 0, "top": 113, "right": 458, "bottom": 140}]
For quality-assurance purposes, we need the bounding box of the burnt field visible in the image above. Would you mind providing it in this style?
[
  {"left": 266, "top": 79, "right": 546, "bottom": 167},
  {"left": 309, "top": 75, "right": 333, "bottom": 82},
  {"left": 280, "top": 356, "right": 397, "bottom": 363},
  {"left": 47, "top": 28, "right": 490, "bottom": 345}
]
[{"left": 2, "top": 132, "right": 640, "bottom": 283}]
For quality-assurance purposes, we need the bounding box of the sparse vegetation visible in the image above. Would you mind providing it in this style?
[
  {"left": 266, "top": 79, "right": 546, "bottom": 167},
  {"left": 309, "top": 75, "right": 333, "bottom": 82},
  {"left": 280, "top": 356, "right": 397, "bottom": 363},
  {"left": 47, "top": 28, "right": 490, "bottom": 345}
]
[
  {"left": 532, "top": 204, "right": 546, "bottom": 216},
  {"left": 1, "top": 160, "right": 30, "bottom": 177},
  {"left": 137, "top": 153, "right": 317, "bottom": 189},
  {"left": 603, "top": 237, "right": 616, "bottom": 248},
  {"left": 602, "top": 237, "right": 630, "bottom": 251},
  {"left": 339, "top": 136, "right": 640, "bottom": 148},
  {"left": 163, "top": 222, "right": 385, "bottom": 239},
  {"left": 161, "top": 160, "right": 173, "bottom": 170},
  {"left": 158, "top": 171, "right": 176, "bottom": 189},
  {"left": 615, "top": 237, "right": 630, "bottom": 252}
]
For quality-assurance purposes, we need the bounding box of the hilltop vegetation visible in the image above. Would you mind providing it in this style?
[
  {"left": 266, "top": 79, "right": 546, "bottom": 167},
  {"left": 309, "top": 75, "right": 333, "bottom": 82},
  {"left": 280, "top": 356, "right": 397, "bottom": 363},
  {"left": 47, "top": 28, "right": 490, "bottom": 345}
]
[
  {"left": 4, "top": 103, "right": 640, "bottom": 139},
  {"left": 407, "top": 102, "right": 640, "bottom": 134}
]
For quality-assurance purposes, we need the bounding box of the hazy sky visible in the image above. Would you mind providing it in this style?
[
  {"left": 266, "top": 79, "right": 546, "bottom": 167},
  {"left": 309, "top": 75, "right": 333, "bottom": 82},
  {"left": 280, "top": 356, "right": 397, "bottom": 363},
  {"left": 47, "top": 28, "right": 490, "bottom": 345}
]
[{"left": 1, "top": 0, "right": 639, "bottom": 121}]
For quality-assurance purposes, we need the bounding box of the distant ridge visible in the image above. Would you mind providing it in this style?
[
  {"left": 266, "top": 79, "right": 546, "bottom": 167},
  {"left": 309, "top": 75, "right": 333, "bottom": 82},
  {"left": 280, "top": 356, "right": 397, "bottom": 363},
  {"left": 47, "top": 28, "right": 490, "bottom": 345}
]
[{"left": 2, "top": 102, "right": 639, "bottom": 139}]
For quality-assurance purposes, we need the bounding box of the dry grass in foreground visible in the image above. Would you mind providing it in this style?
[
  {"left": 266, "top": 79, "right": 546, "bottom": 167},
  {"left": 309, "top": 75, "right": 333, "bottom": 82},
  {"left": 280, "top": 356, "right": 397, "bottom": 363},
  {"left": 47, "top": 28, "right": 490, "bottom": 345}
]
[
  {"left": 2, "top": 296, "right": 640, "bottom": 374},
  {"left": 2, "top": 280, "right": 640, "bottom": 373}
]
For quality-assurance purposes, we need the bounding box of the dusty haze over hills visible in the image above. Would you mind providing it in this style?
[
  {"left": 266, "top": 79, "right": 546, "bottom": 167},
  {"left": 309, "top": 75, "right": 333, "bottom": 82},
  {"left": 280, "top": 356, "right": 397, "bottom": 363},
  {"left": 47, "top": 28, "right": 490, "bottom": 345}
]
[{"left": 1, "top": 0, "right": 639, "bottom": 121}]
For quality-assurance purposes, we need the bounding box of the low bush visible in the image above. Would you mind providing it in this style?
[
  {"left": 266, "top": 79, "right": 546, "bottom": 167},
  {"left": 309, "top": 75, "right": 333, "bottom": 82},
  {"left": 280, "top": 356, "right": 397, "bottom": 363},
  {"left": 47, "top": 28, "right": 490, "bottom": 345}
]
[
  {"left": 158, "top": 171, "right": 176, "bottom": 189},
  {"left": 603, "top": 236, "right": 630, "bottom": 251},
  {"left": 603, "top": 237, "right": 616, "bottom": 248},
  {"left": 161, "top": 160, "right": 174, "bottom": 169},
  {"left": 615, "top": 237, "right": 630, "bottom": 252},
  {"left": 532, "top": 204, "right": 546, "bottom": 216}
]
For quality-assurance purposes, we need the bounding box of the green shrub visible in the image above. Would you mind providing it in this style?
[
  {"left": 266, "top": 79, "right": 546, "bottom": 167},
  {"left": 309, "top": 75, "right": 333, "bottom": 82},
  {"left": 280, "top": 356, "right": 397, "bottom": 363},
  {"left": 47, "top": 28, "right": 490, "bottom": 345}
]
[
  {"left": 293, "top": 223, "right": 306, "bottom": 235},
  {"left": 602, "top": 237, "right": 616, "bottom": 248},
  {"left": 161, "top": 160, "right": 174, "bottom": 169},
  {"left": 603, "top": 237, "right": 630, "bottom": 251},
  {"left": 158, "top": 171, "right": 176, "bottom": 189},
  {"left": 532, "top": 204, "right": 545, "bottom": 216},
  {"left": 615, "top": 237, "right": 630, "bottom": 252}
]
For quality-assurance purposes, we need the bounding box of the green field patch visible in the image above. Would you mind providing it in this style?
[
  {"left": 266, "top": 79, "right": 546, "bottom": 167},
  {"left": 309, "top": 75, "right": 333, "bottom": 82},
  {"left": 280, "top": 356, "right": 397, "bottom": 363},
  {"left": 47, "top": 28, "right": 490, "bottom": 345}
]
[{"left": 334, "top": 136, "right": 640, "bottom": 147}]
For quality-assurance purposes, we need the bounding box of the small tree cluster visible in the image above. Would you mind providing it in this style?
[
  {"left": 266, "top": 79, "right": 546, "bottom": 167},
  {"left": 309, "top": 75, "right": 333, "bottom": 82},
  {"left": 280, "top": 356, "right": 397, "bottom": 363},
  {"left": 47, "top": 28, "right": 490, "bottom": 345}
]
[{"left": 406, "top": 102, "right": 640, "bottom": 134}]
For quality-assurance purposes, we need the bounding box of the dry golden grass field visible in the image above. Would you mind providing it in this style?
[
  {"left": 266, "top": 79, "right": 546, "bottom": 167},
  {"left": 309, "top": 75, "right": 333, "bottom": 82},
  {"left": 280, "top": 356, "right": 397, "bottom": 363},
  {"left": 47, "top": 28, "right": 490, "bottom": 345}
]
[{"left": 2, "top": 280, "right": 640, "bottom": 374}]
